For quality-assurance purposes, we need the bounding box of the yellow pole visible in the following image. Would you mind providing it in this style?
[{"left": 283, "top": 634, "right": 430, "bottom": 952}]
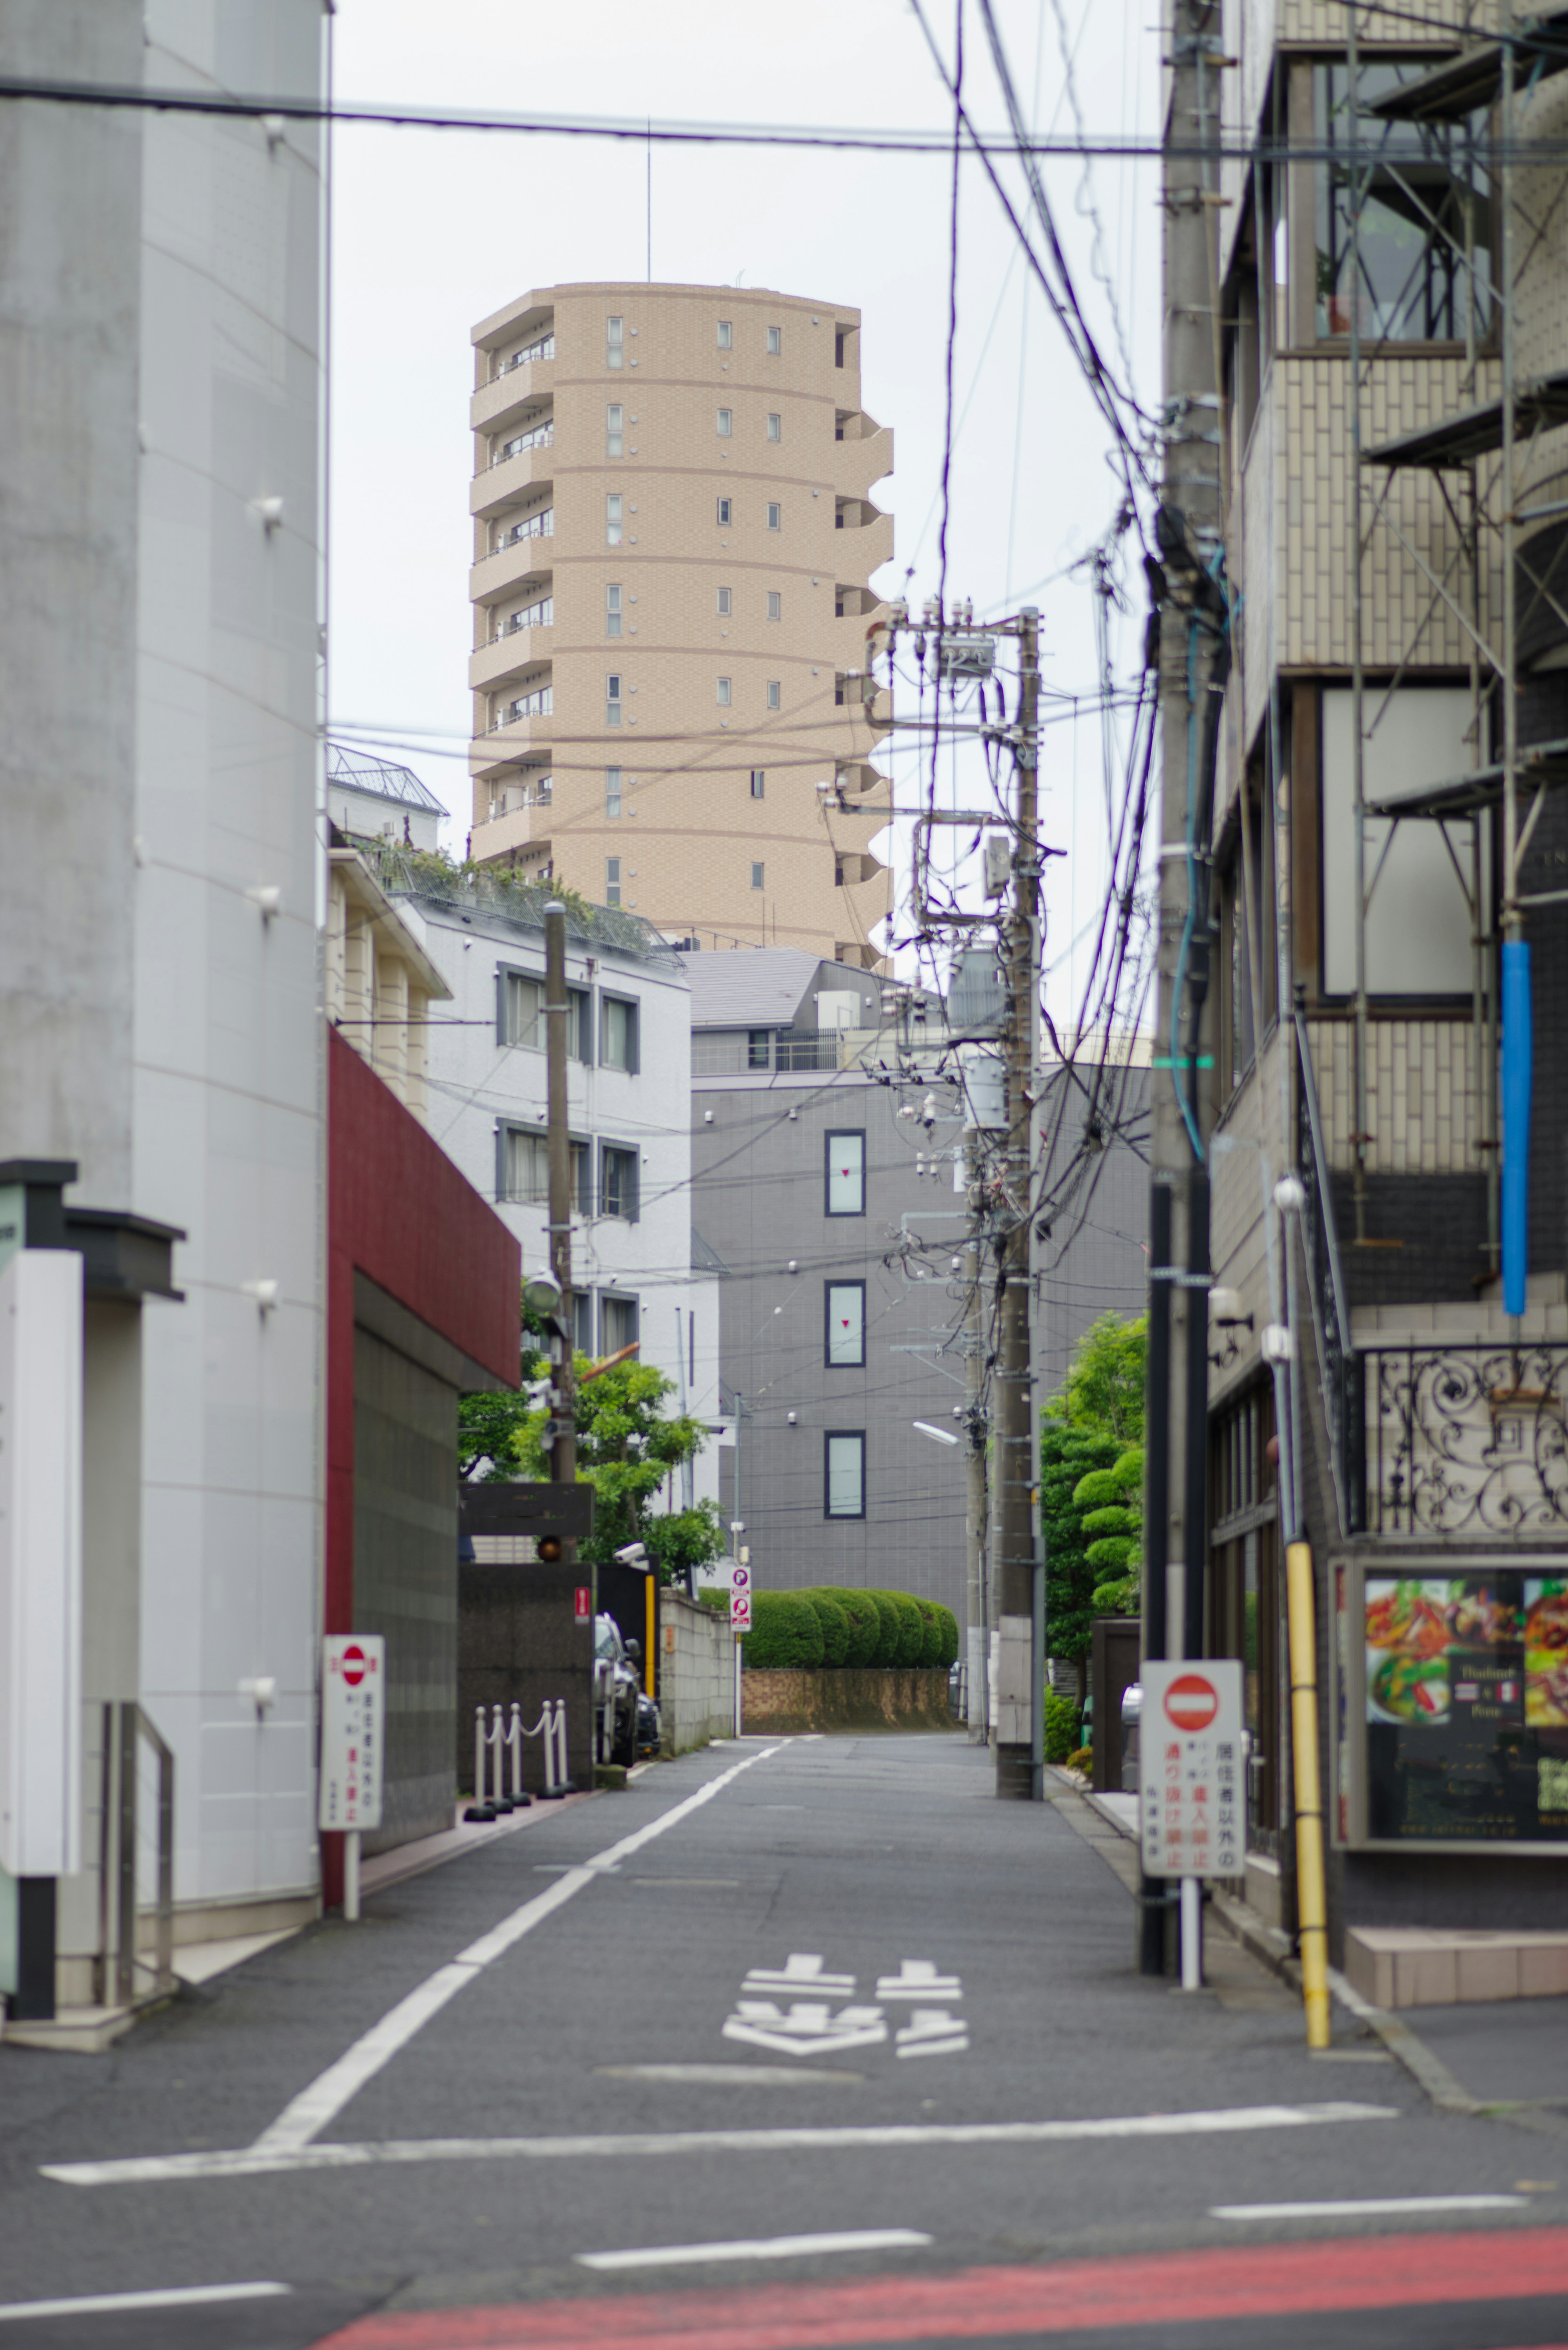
[
  {"left": 646, "top": 1573, "right": 657, "bottom": 1703},
  {"left": 1285, "top": 1539, "right": 1331, "bottom": 2049}
]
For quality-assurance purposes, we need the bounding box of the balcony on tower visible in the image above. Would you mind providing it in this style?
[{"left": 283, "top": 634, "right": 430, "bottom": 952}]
[
  {"left": 471, "top": 493, "right": 556, "bottom": 602},
  {"left": 472, "top": 409, "right": 555, "bottom": 519},
  {"left": 477, "top": 665, "right": 552, "bottom": 777},
  {"left": 470, "top": 305, "right": 556, "bottom": 435},
  {"left": 470, "top": 572, "right": 554, "bottom": 693}
]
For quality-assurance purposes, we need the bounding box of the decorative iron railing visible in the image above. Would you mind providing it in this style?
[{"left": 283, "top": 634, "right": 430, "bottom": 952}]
[
  {"left": 1363, "top": 1342, "right": 1568, "bottom": 1535},
  {"left": 1293, "top": 1000, "right": 1365, "bottom": 1534}
]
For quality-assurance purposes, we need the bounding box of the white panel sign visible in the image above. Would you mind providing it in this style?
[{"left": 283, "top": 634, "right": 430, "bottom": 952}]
[
  {"left": 0, "top": 1251, "right": 84, "bottom": 1877},
  {"left": 320, "top": 1635, "right": 385, "bottom": 1831},
  {"left": 730, "top": 1561, "right": 752, "bottom": 1631},
  {"left": 1139, "top": 1660, "right": 1244, "bottom": 1879}
]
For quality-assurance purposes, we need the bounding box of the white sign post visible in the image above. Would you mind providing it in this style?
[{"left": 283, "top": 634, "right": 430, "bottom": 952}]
[
  {"left": 1139, "top": 1659, "right": 1243, "bottom": 1990},
  {"left": 320, "top": 1634, "right": 385, "bottom": 1922},
  {"left": 729, "top": 1561, "right": 752, "bottom": 1737}
]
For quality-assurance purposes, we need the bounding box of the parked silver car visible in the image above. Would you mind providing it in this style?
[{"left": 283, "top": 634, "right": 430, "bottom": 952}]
[{"left": 594, "top": 1613, "right": 641, "bottom": 1767}]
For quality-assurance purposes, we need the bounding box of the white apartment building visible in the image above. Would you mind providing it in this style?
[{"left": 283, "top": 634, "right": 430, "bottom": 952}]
[{"left": 389, "top": 871, "right": 723, "bottom": 1496}]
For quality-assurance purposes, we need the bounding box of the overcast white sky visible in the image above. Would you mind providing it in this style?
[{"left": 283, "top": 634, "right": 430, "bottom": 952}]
[{"left": 327, "top": 0, "right": 1161, "bottom": 1016}]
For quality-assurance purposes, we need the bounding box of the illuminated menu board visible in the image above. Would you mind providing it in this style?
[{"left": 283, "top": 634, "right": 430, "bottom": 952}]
[{"left": 1363, "top": 1574, "right": 1568, "bottom": 1842}]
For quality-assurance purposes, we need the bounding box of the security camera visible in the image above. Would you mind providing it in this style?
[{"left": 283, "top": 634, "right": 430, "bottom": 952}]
[{"left": 614, "top": 1541, "right": 649, "bottom": 1567}]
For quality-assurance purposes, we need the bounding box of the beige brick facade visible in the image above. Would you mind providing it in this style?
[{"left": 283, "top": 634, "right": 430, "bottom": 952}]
[{"left": 465, "top": 282, "right": 895, "bottom": 967}]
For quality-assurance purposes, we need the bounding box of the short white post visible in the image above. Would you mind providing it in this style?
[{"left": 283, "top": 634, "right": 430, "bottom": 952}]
[
  {"left": 553, "top": 1699, "right": 570, "bottom": 1791},
  {"left": 1180, "top": 1875, "right": 1202, "bottom": 1989},
  {"left": 344, "top": 1828, "right": 361, "bottom": 1924},
  {"left": 475, "top": 1706, "right": 487, "bottom": 1804},
  {"left": 508, "top": 1702, "right": 529, "bottom": 1805}
]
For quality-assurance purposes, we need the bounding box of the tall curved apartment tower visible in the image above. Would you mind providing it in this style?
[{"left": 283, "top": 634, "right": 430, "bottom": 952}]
[{"left": 466, "top": 282, "right": 895, "bottom": 967}]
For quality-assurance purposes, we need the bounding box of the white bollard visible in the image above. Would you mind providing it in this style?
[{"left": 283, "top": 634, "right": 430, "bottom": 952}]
[
  {"left": 464, "top": 1704, "right": 497, "bottom": 1822},
  {"left": 507, "top": 1702, "right": 531, "bottom": 1807},
  {"left": 553, "top": 1699, "right": 573, "bottom": 1794}
]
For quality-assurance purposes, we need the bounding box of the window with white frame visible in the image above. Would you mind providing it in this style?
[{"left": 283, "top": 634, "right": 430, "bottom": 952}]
[
  {"left": 767, "top": 502, "right": 781, "bottom": 532},
  {"left": 600, "top": 994, "right": 639, "bottom": 1073},
  {"left": 605, "top": 856, "right": 622, "bottom": 908},
  {"left": 766, "top": 324, "right": 782, "bottom": 355},
  {"left": 717, "top": 319, "right": 733, "bottom": 349},
  {"left": 825, "top": 1431, "right": 865, "bottom": 1519},
  {"left": 751, "top": 861, "right": 765, "bottom": 891},
  {"left": 606, "top": 315, "right": 624, "bottom": 368},
  {"left": 766, "top": 412, "right": 781, "bottom": 441},
  {"left": 716, "top": 586, "right": 732, "bottom": 617},
  {"left": 606, "top": 404, "right": 624, "bottom": 457},
  {"left": 716, "top": 408, "right": 732, "bottom": 437},
  {"left": 749, "top": 770, "right": 765, "bottom": 799},
  {"left": 766, "top": 591, "right": 782, "bottom": 622},
  {"left": 825, "top": 1130, "right": 865, "bottom": 1215},
  {"left": 826, "top": 1281, "right": 866, "bottom": 1368},
  {"left": 716, "top": 676, "right": 731, "bottom": 707},
  {"left": 605, "top": 766, "right": 622, "bottom": 819},
  {"left": 767, "top": 679, "right": 781, "bottom": 710},
  {"left": 606, "top": 673, "right": 623, "bottom": 726},
  {"left": 600, "top": 1144, "right": 639, "bottom": 1221},
  {"left": 606, "top": 584, "right": 623, "bottom": 638},
  {"left": 606, "top": 493, "right": 623, "bottom": 545},
  {"left": 716, "top": 496, "right": 732, "bottom": 526}
]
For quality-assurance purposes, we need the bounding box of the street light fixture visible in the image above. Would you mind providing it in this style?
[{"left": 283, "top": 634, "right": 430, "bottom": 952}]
[{"left": 912, "top": 1420, "right": 960, "bottom": 1447}]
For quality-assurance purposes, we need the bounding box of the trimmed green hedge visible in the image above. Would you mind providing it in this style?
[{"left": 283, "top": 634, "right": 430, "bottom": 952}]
[
  {"left": 744, "top": 1590, "right": 825, "bottom": 1668},
  {"left": 801, "top": 1588, "right": 852, "bottom": 1666},
  {"left": 739, "top": 1585, "right": 962, "bottom": 1672}
]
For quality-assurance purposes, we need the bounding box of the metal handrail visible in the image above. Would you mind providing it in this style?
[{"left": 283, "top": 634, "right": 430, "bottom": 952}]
[
  {"left": 491, "top": 421, "right": 554, "bottom": 466},
  {"left": 488, "top": 510, "right": 555, "bottom": 556},
  {"left": 102, "top": 1700, "right": 174, "bottom": 2008},
  {"left": 492, "top": 334, "right": 555, "bottom": 377},
  {"left": 1292, "top": 1000, "right": 1365, "bottom": 1534}
]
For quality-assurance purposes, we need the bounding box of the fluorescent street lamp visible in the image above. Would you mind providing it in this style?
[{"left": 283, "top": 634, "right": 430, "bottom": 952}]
[
  {"left": 524, "top": 1269, "right": 564, "bottom": 1319},
  {"left": 912, "top": 1420, "right": 960, "bottom": 1447}
]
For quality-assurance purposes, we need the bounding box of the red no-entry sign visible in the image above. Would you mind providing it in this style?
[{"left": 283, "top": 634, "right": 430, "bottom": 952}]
[
  {"left": 1163, "top": 1672, "right": 1220, "bottom": 1734},
  {"left": 339, "top": 1643, "right": 368, "bottom": 1688}
]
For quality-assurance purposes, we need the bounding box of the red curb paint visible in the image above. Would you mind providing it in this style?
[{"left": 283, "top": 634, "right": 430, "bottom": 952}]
[{"left": 310, "top": 2226, "right": 1568, "bottom": 2350}]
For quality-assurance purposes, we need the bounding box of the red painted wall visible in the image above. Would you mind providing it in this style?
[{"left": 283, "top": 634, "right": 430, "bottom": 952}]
[{"left": 325, "top": 1025, "right": 520, "bottom": 1639}]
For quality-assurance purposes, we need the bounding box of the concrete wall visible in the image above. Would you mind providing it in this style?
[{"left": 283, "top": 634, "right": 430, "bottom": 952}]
[{"left": 660, "top": 1591, "right": 732, "bottom": 1753}]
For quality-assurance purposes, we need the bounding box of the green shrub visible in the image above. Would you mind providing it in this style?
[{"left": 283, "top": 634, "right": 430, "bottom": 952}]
[
  {"left": 878, "top": 1590, "right": 925, "bottom": 1668},
  {"left": 1045, "top": 1690, "right": 1082, "bottom": 1765},
  {"left": 696, "top": 1586, "right": 729, "bottom": 1612},
  {"left": 929, "top": 1603, "right": 961, "bottom": 1668},
  {"left": 859, "top": 1590, "right": 902, "bottom": 1667},
  {"left": 1065, "top": 1744, "right": 1093, "bottom": 1777},
  {"left": 742, "top": 1590, "right": 825, "bottom": 1669},
  {"left": 911, "top": 1597, "right": 947, "bottom": 1668},
  {"left": 800, "top": 1589, "right": 851, "bottom": 1666},
  {"left": 826, "top": 1587, "right": 883, "bottom": 1668}
]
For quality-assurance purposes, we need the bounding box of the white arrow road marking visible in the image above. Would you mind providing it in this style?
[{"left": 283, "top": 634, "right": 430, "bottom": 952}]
[
  {"left": 742, "top": 1953, "right": 856, "bottom": 1996},
  {"left": 0, "top": 2283, "right": 290, "bottom": 2322},
  {"left": 43, "top": 2103, "right": 1400, "bottom": 2187},
  {"left": 577, "top": 2230, "right": 932, "bottom": 2272},
  {"left": 878, "top": 1960, "right": 962, "bottom": 2002},
  {"left": 895, "top": 2009, "right": 969, "bottom": 2058},
  {"left": 723, "top": 2001, "right": 889, "bottom": 2056},
  {"left": 1212, "top": 2194, "right": 1530, "bottom": 2221},
  {"left": 240, "top": 1742, "right": 785, "bottom": 2157}
]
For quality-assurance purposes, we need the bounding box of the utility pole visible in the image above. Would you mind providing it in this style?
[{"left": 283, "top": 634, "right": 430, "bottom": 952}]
[
  {"left": 963, "top": 1128, "right": 989, "bottom": 1743},
  {"left": 993, "top": 606, "right": 1041, "bottom": 1800},
  {"left": 544, "top": 901, "right": 580, "bottom": 1577},
  {"left": 1143, "top": 0, "right": 1227, "bottom": 1962}
]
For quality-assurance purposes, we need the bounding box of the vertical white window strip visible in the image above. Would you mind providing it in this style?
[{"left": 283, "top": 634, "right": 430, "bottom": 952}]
[
  {"left": 766, "top": 591, "right": 782, "bottom": 622},
  {"left": 606, "top": 404, "right": 624, "bottom": 457},
  {"left": 716, "top": 677, "right": 731, "bottom": 706},
  {"left": 767, "top": 680, "right": 781, "bottom": 710},
  {"left": 606, "top": 767, "right": 622, "bottom": 818},
  {"left": 716, "top": 408, "right": 732, "bottom": 437},
  {"left": 766, "top": 412, "right": 781, "bottom": 441},
  {"left": 606, "top": 493, "right": 623, "bottom": 544},
  {"left": 717, "top": 586, "right": 732, "bottom": 617},
  {"left": 717, "top": 319, "right": 733, "bottom": 348},
  {"left": 606, "top": 584, "right": 623, "bottom": 638},
  {"left": 606, "top": 856, "right": 621, "bottom": 907},
  {"left": 826, "top": 1433, "right": 864, "bottom": 1518},
  {"left": 606, "top": 314, "right": 624, "bottom": 368}
]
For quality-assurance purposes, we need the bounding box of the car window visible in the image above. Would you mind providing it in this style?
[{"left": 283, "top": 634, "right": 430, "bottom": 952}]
[{"left": 595, "top": 1617, "right": 622, "bottom": 1661}]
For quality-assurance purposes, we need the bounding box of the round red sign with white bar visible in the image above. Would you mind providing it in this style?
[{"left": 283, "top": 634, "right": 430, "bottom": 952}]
[
  {"left": 339, "top": 1644, "right": 368, "bottom": 1688},
  {"left": 1163, "top": 1672, "right": 1220, "bottom": 1733}
]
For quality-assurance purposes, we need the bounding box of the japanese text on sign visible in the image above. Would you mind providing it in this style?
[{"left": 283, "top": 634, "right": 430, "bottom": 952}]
[
  {"left": 1139, "top": 1660, "right": 1243, "bottom": 1879},
  {"left": 319, "top": 1634, "right": 385, "bottom": 1832}
]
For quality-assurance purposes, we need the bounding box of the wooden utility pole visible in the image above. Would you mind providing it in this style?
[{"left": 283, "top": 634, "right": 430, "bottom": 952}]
[
  {"left": 993, "top": 607, "right": 1041, "bottom": 1800},
  {"left": 1142, "top": 0, "right": 1226, "bottom": 1964}
]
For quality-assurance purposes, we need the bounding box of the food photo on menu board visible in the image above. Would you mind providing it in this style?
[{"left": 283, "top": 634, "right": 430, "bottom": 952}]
[{"left": 1363, "top": 1574, "right": 1568, "bottom": 1842}]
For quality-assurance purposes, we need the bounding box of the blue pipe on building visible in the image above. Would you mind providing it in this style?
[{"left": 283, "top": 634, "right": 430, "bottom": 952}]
[{"left": 1501, "top": 937, "right": 1532, "bottom": 1319}]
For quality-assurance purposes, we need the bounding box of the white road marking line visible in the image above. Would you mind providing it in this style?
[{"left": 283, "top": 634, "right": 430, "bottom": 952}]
[
  {"left": 42, "top": 2102, "right": 1400, "bottom": 2187},
  {"left": 576, "top": 2229, "right": 931, "bottom": 2272},
  {"left": 878, "top": 1961, "right": 962, "bottom": 2002},
  {"left": 724, "top": 2000, "right": 888, "bottom": 2057},
  {"left": 1212, "top": 2193, "right": 1530, "bottom": 2221},
  {"left": 595, "top": 2065, "right": 865, "bottom": 2086},
  {"left": 742, "top": 1954, "right": 856, "bottom": 1995},
  {"left": 249, "top": 1742, "right": 783, "bottom": 2155},
  {"left": 0, "top": 2282, "right": 290, "bottom": 2322}
]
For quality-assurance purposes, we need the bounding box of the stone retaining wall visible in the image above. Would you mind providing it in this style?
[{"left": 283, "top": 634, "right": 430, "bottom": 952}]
[{"left": 742, "top": 1666, "right": 956, "bottom": 1735}]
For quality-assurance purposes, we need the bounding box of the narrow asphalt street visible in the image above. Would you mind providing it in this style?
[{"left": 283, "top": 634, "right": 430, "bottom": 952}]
[{"left": 1, "top": 1734, "right": 1565, "bottom": 2348}]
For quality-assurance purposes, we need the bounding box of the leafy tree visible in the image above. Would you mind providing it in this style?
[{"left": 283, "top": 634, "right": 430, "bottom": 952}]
[
  {"left": 458, "top": 1300, "right": 550, "bottom": 1480},
  {"left": 484, "top": 1351, "right": 715, "bottom": 1585},
  {"left": 1060, "top": 1311, "right": 1147, "bottom": 1447},
  {"left": 1040, "top": 1310, "right": 1149, "bottom": 1702},
  {"left": 1074, "top": 1446, "right": 1145, "bottom": 1617}
]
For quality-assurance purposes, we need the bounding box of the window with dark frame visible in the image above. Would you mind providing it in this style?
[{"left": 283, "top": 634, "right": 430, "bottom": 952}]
[
  {"left": 824, "top": 1130, "right": 866, "bottom": 1216},
  {"left": 824, "top": 1429, "right": 865, "bottom": 1519},
  {"left": 599, "top": 1144, "right": 639, "bottom": 1222},
  {"left": 600, "top": 1293, "right": 639, "bottom": 1354},
  {"left": 749, "top": 770, "right": 765, "bottom": 799},
  {"left": 825, "top": 1280, "right": 866, "bottom": 1368},
  {"left": 600, "top": 993, "right": 639, "bottom": 1073},
  {"left": 502, "top": 1128, "right": 588, "bottom": 1210}
]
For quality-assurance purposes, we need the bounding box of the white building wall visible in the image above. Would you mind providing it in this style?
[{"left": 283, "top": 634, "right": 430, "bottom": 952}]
[
  {"left": 401, "top": 900, "right": 723, "bottom": 1492},
  {"left": 133, "top": 2, "right": 327, "bottom": 1914}
]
